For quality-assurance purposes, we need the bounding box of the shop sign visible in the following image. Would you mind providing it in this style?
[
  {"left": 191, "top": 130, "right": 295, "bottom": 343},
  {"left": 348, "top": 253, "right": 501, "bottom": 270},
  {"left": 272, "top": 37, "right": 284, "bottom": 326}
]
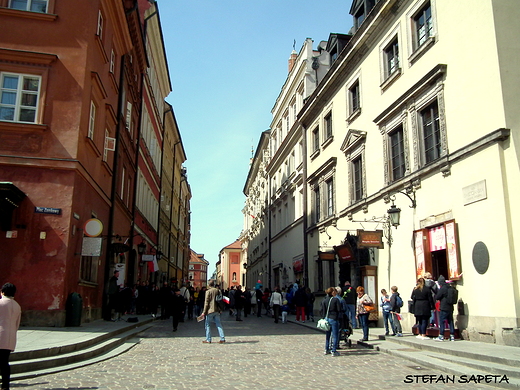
[
  {"left": 333, "top": 243, "right": 355, "bottom": 263},
  {"left": 357, "top": 230, "right": 384, "bottom": 249},
  {"left": 293, "top": 258, "right": 303, "bottom": 273},
  {"left": 318, "top": 252, "right": 336, "bottom": 261}
]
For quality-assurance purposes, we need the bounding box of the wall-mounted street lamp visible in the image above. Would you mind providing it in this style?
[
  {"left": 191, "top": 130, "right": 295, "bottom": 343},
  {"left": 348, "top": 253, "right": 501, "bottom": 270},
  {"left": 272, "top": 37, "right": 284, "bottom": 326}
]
[{"left": 137, "top": 241, "right": 146, "bottom": 254}]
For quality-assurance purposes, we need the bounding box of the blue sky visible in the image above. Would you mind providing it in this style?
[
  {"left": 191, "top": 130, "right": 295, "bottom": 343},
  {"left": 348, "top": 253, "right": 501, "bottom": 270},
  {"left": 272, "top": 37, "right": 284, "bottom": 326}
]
[{"left": 159, "top": 0, "right": 354, "bottom": 276}]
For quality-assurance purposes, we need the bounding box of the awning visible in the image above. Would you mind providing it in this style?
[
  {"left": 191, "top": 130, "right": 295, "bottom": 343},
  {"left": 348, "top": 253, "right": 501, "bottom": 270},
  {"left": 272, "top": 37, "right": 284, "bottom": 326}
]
[{"left": 0, "top": 182, "right": 26, "bottom": 231}]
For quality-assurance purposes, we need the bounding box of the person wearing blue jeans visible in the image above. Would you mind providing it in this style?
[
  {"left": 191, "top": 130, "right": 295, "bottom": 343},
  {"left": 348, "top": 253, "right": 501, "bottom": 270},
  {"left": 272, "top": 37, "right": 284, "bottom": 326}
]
[
  {"left": 320, "top": 287, "right": 342, "bottom": 356},
  {"left": 204, "top": 312, "right": 225, "bottom": 343},
  {"left": 356, "top": 286, "right": 373, "bottom": 341},
  {"left": 202, "top": 279, "right": 226, "bottom": 344},
  {"left": 341, "top": 281, "right": 357, "bottom": 328}
]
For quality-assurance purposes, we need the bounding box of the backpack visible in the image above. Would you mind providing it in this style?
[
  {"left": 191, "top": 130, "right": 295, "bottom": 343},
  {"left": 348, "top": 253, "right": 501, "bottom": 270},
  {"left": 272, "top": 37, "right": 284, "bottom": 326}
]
[
  {"left": 215, "top": 289, "right": 226, "bottom": 310},
  {"left": 396, "top": 295, "right": 403, "bottom": 308},
  {"left": 446, "top": 284, "right": 458, "bottom": 305}
]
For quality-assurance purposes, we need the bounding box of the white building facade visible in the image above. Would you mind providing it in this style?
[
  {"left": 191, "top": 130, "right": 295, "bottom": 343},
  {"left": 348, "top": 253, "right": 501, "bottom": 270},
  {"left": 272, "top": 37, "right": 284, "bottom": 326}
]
[
  {"left": 243, "top": 0, "right": 520, "bottom": 346},
  {"left": 298, "top": 0, "right": 520, "bottom": 346}
]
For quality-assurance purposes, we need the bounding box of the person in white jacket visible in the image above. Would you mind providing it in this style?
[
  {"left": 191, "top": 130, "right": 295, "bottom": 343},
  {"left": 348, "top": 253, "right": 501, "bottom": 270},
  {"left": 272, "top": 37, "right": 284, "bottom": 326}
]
[
  {"left": 0, "top": 283, "right": 21, "bottom": 390},
  {"left": 270, "top": 287, "right": 283, "bottom": 323}
]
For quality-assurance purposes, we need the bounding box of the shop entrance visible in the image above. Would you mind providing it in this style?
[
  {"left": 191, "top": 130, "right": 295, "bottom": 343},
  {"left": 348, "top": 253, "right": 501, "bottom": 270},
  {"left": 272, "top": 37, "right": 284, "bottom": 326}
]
[{"left": 431, "top": 249, "right": 448, "bottom": 280}]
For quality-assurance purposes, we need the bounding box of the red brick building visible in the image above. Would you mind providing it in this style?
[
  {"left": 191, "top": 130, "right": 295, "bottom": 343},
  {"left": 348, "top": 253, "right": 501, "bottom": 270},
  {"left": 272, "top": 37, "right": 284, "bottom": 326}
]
[
  {"left": 188, "top": 249, "right": 209, "bottom": 289},
  {"left": 0, "top": 0, "right": 184, "bottom": 326}
]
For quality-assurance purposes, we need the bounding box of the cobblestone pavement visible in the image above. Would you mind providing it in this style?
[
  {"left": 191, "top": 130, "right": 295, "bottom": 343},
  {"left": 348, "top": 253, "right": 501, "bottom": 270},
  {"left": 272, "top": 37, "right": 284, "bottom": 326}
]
[{"left": 13, "top": 313, "right": 497, "bottom": 390}]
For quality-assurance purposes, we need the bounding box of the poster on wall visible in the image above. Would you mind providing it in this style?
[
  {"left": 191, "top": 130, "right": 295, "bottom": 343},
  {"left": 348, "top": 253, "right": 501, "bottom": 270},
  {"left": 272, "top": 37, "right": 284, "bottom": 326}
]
[
  {"left": 445, "top": 220, "right": 461, "bottom": 280},
  {"left": 414, "top": 231, "right": 426, "bottom": 279}
]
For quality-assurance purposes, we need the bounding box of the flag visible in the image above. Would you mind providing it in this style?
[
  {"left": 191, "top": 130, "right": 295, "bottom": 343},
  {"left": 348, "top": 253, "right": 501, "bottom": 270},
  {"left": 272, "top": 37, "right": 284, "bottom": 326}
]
[{"left": 147, "top": 258, "right": 159, "bottom": 273}]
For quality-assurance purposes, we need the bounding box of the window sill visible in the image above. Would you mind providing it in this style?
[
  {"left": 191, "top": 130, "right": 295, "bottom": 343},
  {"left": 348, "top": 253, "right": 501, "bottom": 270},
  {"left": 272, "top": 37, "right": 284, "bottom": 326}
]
[
  {"left": 0, "top": 7, "right": 57, "bottom": 21},
  {"left": 409, "top": 36, "right": 436, "bottom": 66},
  {"left": 310, "top": 149, "right": 320, "bottom": 160},
  {"left": 380, "top": 68, "right": 402, "bottom": 92},
  {"left": 321, "top": 136, "right": 333, "bottom": 149},
  {"left": 347, "top": 108, "right": 361, "bottom": 124}
]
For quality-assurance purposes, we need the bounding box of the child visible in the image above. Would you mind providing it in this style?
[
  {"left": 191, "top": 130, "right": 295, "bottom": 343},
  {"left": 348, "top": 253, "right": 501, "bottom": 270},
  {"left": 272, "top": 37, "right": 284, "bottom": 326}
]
[
  {"left": 281, "top": 300, "right": 289, "bottom": 323},
  {"left": 380, "top": 289, "right": 393, "bottom": 335}
]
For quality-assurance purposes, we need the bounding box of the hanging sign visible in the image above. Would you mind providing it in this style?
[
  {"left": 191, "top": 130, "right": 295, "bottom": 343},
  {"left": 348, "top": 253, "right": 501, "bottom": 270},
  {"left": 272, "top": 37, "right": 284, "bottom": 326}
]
[
  {"left": 357, "top": 230, "right": 384, "bottom": 249},
  {"left": 334, "top": 242, "right": 355, "bottom": 263}
]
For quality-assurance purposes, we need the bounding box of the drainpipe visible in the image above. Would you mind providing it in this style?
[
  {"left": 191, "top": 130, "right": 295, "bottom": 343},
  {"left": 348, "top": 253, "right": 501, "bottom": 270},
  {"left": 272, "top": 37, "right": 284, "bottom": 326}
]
[
  {"left": 302, "top": 124, "right": 309, "bottom": 288},
  {"left": 102, "top": 54, "right": 127, "bottom": 321}
]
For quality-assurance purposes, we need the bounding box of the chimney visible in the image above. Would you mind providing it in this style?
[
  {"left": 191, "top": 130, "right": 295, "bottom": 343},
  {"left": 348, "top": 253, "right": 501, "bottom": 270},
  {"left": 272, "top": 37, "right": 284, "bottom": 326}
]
[{"left": 288, "top": 50, "right": 298, "bottom": 73}]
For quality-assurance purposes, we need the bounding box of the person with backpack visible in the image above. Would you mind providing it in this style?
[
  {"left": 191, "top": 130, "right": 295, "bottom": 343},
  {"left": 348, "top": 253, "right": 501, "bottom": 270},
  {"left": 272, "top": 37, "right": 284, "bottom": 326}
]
[
  {"left": 434, "top": 275, "right": 456, "bottom": 342},
  {"left": 380, "top": 289, "right": 393, "bottom": 336},
  {"left": 389, "top": 286, "right": 403, "bottom": 337},
  {"left": 201, "top": 279, "right": 226, "bottom": 344}
]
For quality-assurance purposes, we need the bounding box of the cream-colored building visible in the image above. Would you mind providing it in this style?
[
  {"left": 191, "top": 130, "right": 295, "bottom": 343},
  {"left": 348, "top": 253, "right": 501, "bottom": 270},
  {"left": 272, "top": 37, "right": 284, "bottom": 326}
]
[
  {"left": 244, "top": 0, "right": 520, "bottom": 346},
  {"left": 298, "top": 0, "right": 520, "bottom": 346},
  {"left": 242, "top": 38, "right": 331, "bottom": 290},
  {"left": 159, "top": 104, "right": 190, "bottom": 284}
]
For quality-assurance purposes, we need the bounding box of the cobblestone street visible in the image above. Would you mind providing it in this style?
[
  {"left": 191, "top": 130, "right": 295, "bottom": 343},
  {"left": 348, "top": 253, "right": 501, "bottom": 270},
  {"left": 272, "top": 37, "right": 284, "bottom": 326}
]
[{"left": 13, "top": 314, "right": 496, "bottom": 390}]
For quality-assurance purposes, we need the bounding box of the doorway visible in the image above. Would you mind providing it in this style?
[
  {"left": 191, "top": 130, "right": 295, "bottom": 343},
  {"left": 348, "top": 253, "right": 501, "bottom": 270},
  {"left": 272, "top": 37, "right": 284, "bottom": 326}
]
[{"left": 431, "top": 249, "right": 448, "bottom": 280}]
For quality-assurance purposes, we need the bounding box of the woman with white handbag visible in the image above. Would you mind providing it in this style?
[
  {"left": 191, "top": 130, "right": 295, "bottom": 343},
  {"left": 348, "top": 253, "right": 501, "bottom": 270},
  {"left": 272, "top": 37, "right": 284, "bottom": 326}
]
[{"left": 319, "top": 287, "right": 342, "bottom": 357}]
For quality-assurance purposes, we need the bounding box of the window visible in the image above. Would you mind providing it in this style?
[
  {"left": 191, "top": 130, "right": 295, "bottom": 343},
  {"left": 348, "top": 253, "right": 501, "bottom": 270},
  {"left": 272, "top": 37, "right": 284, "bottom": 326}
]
[
  {"left": 0, "top": 73, "right": 40, "bottom": 123},
  {"left": 324, "top": 112, "right": 333, "bottom": 140},
  {"left": 9, "top": 0, "right": 48, "bottom": 13},
  {"left": 88, "top": 100, "right": 96, "bottom": 139},
  {"left": 103, "top": 129, "right": 109, "bottom": 161},
  {"left": 352, "top": 156, "right": 363, "bottom": 202},
  {"left": 349, "top": 81, "right": 360, "bottom": 115},
  {"left": 326, "top": 179, "right": 334, "bottom": 217},
  {"left": 352, "top": 0, "right": 376, "bottom": 30},
  {"left": 312, "top": 126, "right": 320, "bottom": 153},
  {"left": 80, "top": 256, "right": 98, "bottom": 283},
  {"left": 420, "top": 101, "right": 441, "bottom": 164},
  {"left": 96, "top": 10, "right": 104, "bottom": 39},
  {"left": 414, "top": 2, "right": 433, "bottom": 49},
  {"left": 389, "top": 126, "right": 406, "bottom": 181},
  {"left": 110, "top": 50, "right": 115, "bottom": 74},
  {"left": 384, "top": 38, "right": 399, "bottom": 78},
  {"left": 125, "top": 101, "right": 132, "bottom": 130}
]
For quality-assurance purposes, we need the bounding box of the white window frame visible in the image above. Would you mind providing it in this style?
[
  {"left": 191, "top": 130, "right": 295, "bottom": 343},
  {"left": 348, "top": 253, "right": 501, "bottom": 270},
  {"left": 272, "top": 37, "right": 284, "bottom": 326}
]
[
  {"left": 96, "top": 10, "right": 104, "bottom": 39},
  {"left": 88, "top": 100, "right": 96, "bottom": 139},
  {"left": 407, "top": 0, "right": 437, "bottom": 64},
  {"left": 110, "top": 49, "right": 115, "bottom": 74},
  {"left": 0, "top": 72, "right": 41, "bottom": 123}
]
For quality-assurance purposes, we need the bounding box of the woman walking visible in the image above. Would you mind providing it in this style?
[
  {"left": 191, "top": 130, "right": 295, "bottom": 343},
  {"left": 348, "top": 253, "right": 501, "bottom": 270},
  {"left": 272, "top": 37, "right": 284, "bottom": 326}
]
[
  {"left": 320, "top": 287, "right": 342, "bottom": 357},
  {"left": 356, "top": 286, "right": 373, "bottom": 342},
  {"left": 411, "top": 277, "right": 434, "bottom": 340}
]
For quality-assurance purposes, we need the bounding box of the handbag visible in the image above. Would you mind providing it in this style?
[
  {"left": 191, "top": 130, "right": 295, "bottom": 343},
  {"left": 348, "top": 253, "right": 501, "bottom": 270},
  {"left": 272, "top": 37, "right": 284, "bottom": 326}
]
[
  {"left": 363, "top": 301, "right": 376, "bottom": 313},
  {"left": 317, "top": 297, "right": 332, "bottom": 331}
]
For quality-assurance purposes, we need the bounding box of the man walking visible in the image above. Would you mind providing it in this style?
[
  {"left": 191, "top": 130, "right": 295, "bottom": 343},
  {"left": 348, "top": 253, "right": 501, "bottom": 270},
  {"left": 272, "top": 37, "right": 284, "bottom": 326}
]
[
  {"left": 0, "top": 283, "right": 22, "bottom": 390},
  {"left": 201, "top": 279, "right": 226, "bottom": 344}
]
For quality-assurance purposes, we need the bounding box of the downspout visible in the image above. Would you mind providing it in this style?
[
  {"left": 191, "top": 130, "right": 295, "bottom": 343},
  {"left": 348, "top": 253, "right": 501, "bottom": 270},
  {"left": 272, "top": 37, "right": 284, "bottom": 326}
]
[
  {"left": 268, "top": 171, "right": 272, "bottom": 290},
  {"left": 169, "top": 139, "right": 181, "bottom": 282},
  {"left": 102, "top": 54, "right": 126, "bottom": 320},
  {"left": 302, "top": 123, "right": 309, "bottom": 288}
]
